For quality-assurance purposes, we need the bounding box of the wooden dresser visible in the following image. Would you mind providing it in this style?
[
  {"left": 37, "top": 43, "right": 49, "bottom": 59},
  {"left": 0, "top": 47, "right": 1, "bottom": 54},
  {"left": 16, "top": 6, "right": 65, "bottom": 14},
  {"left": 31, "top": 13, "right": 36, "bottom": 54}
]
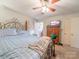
[{"left": 47, "top": 25, "right": 61, "bottom": 43}]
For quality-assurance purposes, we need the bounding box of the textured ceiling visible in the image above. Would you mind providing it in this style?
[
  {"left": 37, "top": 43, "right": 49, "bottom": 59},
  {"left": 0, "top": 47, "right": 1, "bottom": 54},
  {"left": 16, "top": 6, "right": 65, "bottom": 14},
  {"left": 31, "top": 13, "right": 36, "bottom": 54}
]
[{"left": 0, "top": 0, "right": 79, "bottom": 20}]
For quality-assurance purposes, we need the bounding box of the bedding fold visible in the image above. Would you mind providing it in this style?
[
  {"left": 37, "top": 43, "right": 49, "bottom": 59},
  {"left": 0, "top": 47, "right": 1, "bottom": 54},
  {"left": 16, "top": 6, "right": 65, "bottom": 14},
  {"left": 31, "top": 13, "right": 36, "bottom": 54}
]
[{"left": 28, "top": 36, "right": 51, "bottom": 56}]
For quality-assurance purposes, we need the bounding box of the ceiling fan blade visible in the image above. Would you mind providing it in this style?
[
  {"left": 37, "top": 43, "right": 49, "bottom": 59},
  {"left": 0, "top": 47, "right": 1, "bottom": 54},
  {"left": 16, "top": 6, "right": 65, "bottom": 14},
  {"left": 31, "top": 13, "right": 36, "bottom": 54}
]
[
  {"left": 50, "top": 0, "right": 60, "bottom": 4},
  {"left": 49, "top": 7, "right": 56, "bottom": 12},
  {"left": 32, "top": 5, "right": 45, "bottom": 10},
  {"left": 32, "top": 6, "right": 43, "bottom": 10}
]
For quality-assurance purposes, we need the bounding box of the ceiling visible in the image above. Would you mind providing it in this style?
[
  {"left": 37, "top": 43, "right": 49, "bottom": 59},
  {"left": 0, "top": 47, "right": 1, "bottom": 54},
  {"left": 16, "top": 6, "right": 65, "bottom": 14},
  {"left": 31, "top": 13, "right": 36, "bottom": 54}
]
[{"left": 0, "top": 0, "right": 79, "bottom": 20}]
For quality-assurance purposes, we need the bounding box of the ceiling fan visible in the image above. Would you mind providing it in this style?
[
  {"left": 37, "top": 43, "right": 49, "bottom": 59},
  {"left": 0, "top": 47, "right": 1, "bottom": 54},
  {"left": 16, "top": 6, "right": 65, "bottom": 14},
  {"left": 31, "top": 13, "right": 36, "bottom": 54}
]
[{"left": 32, "top": 0, "right": 60, "bottom": 14}]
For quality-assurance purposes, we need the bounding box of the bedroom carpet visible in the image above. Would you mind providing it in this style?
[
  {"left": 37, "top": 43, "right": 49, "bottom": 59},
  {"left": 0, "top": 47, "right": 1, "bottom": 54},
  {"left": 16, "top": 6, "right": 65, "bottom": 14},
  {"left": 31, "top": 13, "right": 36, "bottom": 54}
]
[{"left": 51, "top": 45, "right": 79, "bottom": 59}]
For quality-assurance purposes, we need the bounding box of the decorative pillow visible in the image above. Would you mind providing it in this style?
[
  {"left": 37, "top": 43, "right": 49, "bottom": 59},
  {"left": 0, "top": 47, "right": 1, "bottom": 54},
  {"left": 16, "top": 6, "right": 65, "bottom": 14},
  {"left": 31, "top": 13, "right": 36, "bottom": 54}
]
[
  {"left": 4, "top": 28, "right": 17, "bottom": 36},
  {"left": 16, "top": 29, "right": 24, "bottom": 34},
  {"left": 0, "top": 28, "right": 17, "bottom": 37},
  {"left": 0, "top": 29, "right": 4, "bottom": 37},
  {"left": 16, "top": 30, "right": 29, "bottom": 35}
]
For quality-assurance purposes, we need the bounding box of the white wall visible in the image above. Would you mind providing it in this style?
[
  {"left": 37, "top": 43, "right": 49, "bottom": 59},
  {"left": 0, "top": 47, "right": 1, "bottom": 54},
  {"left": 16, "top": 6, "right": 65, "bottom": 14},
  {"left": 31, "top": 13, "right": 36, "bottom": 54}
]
[
  {"left": 69, "top": 14, "right": 79, "bottom": 48},
  {"left": 0, "top": 5, "right": 24, "bottom": 22},
  {"left": 0, "top": 4, "right": 35, "bottom": 30}
]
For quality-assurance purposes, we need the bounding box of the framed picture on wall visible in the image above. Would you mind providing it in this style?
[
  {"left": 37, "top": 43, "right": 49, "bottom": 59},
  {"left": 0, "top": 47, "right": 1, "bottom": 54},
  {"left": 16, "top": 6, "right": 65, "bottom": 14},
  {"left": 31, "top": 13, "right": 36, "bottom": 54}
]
[{"left": 50, "top": 20, "right": 61, "bottom": 26}]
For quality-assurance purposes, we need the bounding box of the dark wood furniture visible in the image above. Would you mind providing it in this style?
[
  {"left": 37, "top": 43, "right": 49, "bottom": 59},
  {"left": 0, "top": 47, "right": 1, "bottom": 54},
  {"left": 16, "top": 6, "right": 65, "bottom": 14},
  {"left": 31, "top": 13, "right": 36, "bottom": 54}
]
[{"left": 47, "top": 25, "right": 61, "bottom": 44}]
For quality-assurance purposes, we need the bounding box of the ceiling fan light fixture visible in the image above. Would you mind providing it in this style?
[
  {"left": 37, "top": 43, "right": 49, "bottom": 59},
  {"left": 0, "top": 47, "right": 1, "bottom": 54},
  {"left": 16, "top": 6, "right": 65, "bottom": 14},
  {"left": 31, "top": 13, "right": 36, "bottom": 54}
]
[
  {"left": 41, "top": 6, "right": 49, "bottom": 13},
  {"left": 41, "top": 6, "right": 56, "bottom": 13}
]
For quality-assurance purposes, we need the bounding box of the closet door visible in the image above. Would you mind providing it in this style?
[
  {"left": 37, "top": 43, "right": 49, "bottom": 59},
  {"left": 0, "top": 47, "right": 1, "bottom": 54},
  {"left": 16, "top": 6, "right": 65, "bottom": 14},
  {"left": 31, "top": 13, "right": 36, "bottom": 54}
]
[
  {"left": 71, "top": 18, "right": 79, "bottom": 48},
  {"left": 63, "top": 19, "right": 71, "bottom": 45}
]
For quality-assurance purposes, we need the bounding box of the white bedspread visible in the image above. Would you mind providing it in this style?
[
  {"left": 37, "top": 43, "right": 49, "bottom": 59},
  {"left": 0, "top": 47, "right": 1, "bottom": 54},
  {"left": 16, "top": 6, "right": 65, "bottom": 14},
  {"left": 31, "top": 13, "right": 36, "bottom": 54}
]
[
  {"left": 0, "top": 31, "right": 40, "bottom": 59},
  {"left": 0, "top": 47, "right": 40, "bottom": 59}
]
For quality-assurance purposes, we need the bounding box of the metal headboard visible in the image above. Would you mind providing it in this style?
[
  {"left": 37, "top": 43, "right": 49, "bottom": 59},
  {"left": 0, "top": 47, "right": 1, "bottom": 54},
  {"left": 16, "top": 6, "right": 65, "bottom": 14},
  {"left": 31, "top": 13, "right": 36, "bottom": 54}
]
[
  {"left": 0, "top": 21, "right": 24, "bottom": 30},
  {"left": 3, "top": 21, "right": 24, "bottom": 30},
  {"left": 0, "top": 22, "right": 2, "bottom": 29}
]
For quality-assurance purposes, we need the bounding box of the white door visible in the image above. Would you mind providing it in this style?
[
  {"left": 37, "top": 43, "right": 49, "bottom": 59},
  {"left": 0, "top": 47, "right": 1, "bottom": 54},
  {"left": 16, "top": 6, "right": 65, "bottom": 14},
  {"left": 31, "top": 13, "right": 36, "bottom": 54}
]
[
  {"left": 71, "top": 18, "right": 79, "bottom": 48},
  {"left": 62, "top": 19, "right": 71, "bottom": 45}
]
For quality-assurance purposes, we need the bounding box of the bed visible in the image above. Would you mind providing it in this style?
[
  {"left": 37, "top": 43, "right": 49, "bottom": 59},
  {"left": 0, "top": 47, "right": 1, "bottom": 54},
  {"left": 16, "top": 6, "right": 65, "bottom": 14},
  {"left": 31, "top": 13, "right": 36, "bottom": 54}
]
[{"left": 0, "top": 20, "right": 51, "bottom": 59}]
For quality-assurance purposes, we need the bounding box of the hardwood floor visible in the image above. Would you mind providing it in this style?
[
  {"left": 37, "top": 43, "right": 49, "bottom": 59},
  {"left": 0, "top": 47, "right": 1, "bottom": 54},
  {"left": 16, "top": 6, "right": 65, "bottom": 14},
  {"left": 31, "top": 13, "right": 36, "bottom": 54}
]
[{"left": 50, "top": 45, "right": 79, "bottom": 59}]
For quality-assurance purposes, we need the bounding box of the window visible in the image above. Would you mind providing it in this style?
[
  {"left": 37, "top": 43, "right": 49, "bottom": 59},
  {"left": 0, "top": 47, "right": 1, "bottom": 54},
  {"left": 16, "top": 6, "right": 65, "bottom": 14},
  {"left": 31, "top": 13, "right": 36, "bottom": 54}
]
[{"left": 34, "top": 22, "right": 43, "bottom": 37}]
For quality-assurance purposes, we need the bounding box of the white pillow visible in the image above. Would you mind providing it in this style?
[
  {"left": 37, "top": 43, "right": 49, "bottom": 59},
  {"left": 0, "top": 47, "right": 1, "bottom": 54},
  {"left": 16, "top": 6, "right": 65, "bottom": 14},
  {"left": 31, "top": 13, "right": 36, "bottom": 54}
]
[
  {"left": 0, "top": 28, "right": 17, "bottom": 37},
  {"left": 4, "top": 28, "right": 17, "bottom": 36},
  {"left": 0, "top": 29, "right": 4, "bottom": 37},
  {"left": 16, "top": 29, "right": 26, "bottom": 34}
]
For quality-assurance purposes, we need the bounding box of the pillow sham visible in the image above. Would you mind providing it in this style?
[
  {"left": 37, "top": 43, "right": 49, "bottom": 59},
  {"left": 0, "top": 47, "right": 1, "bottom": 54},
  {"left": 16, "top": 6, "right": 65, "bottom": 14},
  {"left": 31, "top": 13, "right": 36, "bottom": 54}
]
[
  {"left": 4, "top": 28, "right": 17, "bottom": 36},
  {"left": 16, "top": 29, "right": 26, "bottom": 34},
  {"left": 0, "top": 29, "right": 4, "bottom": 37},
  {"left": 0, "top": 28, "right": 17, "bottom": 37}
]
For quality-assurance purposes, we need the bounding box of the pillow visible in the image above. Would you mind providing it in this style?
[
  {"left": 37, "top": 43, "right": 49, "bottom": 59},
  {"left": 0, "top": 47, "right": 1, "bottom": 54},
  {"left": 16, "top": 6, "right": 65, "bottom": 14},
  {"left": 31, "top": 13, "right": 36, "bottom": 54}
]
[
  {"left": 17, "top": 30, "right": 28, "bottom": 35},
  {"left": 0, "top": 28, "right": 17, "bottom": 37},
  {"left": 16, "top": 29, "right": 26, "bottom": 34},
  {"left": 5, "top": 28, "right": 17, "bottom": 36},
  {"left": 0, "top": 29, "right": 4, "bottom": 37}
]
